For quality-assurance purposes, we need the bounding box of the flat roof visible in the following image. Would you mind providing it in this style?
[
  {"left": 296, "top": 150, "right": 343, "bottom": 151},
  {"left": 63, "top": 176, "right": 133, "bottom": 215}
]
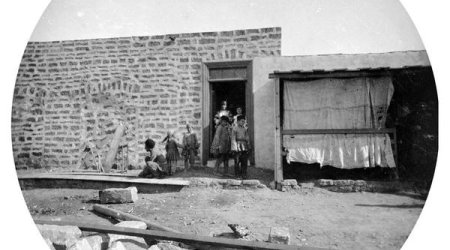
[{"left": 269, "top": 50, "right": 430, "bottom": 78}]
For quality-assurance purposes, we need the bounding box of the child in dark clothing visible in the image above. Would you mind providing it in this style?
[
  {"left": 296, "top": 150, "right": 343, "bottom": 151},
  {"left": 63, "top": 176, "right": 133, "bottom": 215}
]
[
  {"left": 162, "top": 131, "right": 180, "bottom": 175},
  {"left": 231, "top": 115, "right": 250, "bottom": 179},
  {"left": 211, "top": 116, "right": 231, "bottom": 175},
  {"left": 182, "top": 124, "right": 199, "bottom": 171},
  {"left": 138, "top": 138, "right": 167, "bottom": 178}
]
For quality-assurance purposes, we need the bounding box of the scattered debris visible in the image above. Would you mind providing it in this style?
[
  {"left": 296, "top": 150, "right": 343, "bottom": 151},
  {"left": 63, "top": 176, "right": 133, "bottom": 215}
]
[
  {"left": 93, "top": 204, "right": 181, "bottom": 233},
  {"left": 99, "top": 187, "right": 138, "bottom": 204},
  {"left": 228, "top": 224, "right": 250, "bottom": 238}
]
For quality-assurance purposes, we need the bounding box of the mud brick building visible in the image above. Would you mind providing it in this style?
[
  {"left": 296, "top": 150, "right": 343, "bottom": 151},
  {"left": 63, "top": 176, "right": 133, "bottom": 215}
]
[
  {"left": 12, "top": 27, "right": 281, "bottom": 169},
  {"left": 12, "top": 26, "right": 437, "bottom": 184}
]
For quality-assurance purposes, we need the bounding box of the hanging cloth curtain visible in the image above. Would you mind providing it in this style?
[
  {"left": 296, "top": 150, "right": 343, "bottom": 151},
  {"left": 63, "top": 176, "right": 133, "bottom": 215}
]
[{"left": 283, "top": 76, "right": 396, "bottom": 169}]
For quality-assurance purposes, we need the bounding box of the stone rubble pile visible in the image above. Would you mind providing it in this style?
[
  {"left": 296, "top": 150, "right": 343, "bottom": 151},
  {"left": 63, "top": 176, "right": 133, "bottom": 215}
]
[
  {"left": 189, "top": 178, "right": 267, "bottom": 189},
  {"left": 37, "top": 221, "right": 192, "bottom": 250}
]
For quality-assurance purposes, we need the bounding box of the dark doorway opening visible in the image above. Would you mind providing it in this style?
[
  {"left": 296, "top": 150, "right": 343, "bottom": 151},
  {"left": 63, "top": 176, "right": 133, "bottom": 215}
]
[{"left": 209, "top": 81, "right": 246, "bottom": 159}]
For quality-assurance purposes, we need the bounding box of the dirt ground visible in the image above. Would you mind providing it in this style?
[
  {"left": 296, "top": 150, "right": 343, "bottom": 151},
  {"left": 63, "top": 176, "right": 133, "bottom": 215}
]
[{"left": 22, "top": 182, "right": 425, "bottom": 250}]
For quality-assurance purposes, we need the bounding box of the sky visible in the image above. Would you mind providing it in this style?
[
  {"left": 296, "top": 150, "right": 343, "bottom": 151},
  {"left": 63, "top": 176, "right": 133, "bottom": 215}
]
[{"left": 30, "top": 0, "right": 425, "bottom": 56}]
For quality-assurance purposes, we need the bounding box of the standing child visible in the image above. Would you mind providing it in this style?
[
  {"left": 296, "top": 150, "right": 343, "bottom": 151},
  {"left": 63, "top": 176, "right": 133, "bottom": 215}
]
[
  {"left": 162, "top": 131, "right": 180, "bottom": 175},
  {"left": 182, "top": 124, "right": 199, "bottom": 171},
  {"left": 231, "top": 115, "right": 250, "bottom": 179},
  {"left": 211, "top": 116, "right": 231, "bottom": 175}
]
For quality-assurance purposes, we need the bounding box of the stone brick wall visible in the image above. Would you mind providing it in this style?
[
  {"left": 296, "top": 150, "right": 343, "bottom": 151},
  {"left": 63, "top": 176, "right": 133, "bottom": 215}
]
[{"left": 12, "top": 27, "right": 281, "bottom": 169}]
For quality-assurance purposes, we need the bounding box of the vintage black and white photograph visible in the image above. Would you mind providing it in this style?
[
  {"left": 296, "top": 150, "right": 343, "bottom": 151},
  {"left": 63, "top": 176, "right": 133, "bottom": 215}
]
[{"left": 8, "top": 0, "right": 439, "bottom": 249}]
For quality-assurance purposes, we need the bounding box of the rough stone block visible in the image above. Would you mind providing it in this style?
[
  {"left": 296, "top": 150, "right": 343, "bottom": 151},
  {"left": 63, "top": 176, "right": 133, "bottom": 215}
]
[
  {"left": 37, "top": 224, "right": 82, "bottom": 249},
  {"left": 84, "top": 234, "right": 108, "bottom": 250},
  {"left": 114, "top": 221, "right": 147, "bottom": 229},
  {"left": 242, "top": 180, "right": 260, "bottom": 186},
  {"left": 108, "top": 221, "right": 148, "bottom": 249},
  {"left": 67, "top": 238, "right": 94, "bottom": 250},
  {"left": 99, "top": 187, "right": 138, "bottom": 204},
  {"left": 317, "top": 179, "right": 333, "bottom": 186},
  {"left": 155, "top": 242, "right": 190, "bottom": 250},
  {"left": 268, "top": 227, "right": 290, "bottom": 245},
  {"left": 335, "top": 179, "right": 355, "bottom": 186},
  {"left": 281, "top": 179, "right": 297, "bottom": 186},
  {"left": 108, "top": 241, "right": 127, "bottom": 250},
  {"left": 226, "top": 179, "right": 242, "bottom": 186}
]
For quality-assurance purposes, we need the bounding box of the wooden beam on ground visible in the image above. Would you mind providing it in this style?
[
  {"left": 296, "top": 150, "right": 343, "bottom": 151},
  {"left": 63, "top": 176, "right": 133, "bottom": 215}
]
[
  {"left": 17, "top": 173, "right": 189, "bottom": 194},
  {"left": 93, "top": 204, "right": 180, "bottom": 233},
  {"left": 34, "top": 219, "right": 328, "bottom": 250},
  {"left": 17, "top": 173, "right": 190, "bottom": 186}
]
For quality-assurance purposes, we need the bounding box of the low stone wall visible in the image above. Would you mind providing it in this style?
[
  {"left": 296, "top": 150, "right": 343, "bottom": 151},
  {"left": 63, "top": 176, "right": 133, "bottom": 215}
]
[
  {"left": 315, "top": 179, "right": 418, "bottom": 193},
  {"left": 188, "top": 178, "right": 266, "bottom": 189}
]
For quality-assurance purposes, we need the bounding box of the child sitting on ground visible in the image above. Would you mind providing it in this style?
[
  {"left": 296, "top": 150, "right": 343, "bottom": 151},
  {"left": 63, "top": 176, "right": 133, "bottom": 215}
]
[{"left": 138, "top": 138, "right": 168, "bottom": 178}]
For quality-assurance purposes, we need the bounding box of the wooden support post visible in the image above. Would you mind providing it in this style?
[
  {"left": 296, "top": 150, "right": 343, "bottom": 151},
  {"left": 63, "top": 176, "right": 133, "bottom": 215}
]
[
  {"left": 274, "top": 78, "right": 283, "bottom": 189},
  {"left": 93, "top": 204, "right": 180, "bottom": 233},
  {"left": 34, "top": 219, "right": 327, "bottom": 250},
  {"left": 103, "top": 123, "right": 125, "bottom": 173}
]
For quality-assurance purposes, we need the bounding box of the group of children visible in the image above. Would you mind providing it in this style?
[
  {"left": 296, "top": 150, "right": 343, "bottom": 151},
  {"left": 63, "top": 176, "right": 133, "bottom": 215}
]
[
  {"left": 138, "top": 103, "right": 250, "bottom": 179},
  {"left": 211, "top": 110, "right": 250, "bottom": 179},
  {"left": 138, "top": 124, "right": 199, "bottom": 178}
]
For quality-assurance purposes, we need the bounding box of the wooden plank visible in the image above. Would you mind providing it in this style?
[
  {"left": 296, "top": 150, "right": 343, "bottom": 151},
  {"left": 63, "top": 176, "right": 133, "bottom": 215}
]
[
  {"left": 269, "top": 69, "right": 391, "bottom": 79},
  {"left": 204, "top": 60, "right": 252, "bottom": 69},
  {"left": 201, "top": 62, "right": 210, "bottom": 166},
  {"left": 17, "top": 174, "right": 190, "bottom": 186},
  {"left": 208, "top": 77, "right": 247, "bottom": 83},
  {"left": 34, "top": 220, "right": 327, "bottom": 250},
  {"left": 282, "top": 128, "right": 396, "bottom": 135},
  {"left": 93, "top": 204, "right": 180, "bottom": 233},
  {"left": 274, "top": 77, "right": 283, "bottom": 188},
  {"left": 246, "top": 60, "right": 256, "bottom": 165}
]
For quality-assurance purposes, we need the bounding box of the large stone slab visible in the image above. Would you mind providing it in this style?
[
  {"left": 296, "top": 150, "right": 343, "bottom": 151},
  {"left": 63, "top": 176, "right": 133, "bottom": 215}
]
[
  {"left": 99, "top": 187, "right": 138, "bottom": 204},
  {"left": 37, "top": 224, "right": 82, "bottom": 249},
  {"left": 67, "top": 238, "right": 93, "bottom": 250},
  {"left": 108, "top": 221, "right": 148, "bottom": 250},
  {"left": 268, "top": 227, "right": 290, "bottom": 245},
  {"left": 108, "top": 241, "right": 127, "bottom": 250},
  {"left": 84, "top": 234, "right": 108, "bottom": 250},
  {"left": 154, "top": 242, "right": 190, "bottom": 250}
]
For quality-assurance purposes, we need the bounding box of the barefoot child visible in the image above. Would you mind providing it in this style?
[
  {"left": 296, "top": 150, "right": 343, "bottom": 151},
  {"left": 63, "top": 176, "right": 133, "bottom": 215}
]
[
  {"left": 162, "top": 131, "right": 180, "bottom": 175},
  {"left": 211, "top": 116, "right": 231, "bottom": 175},
  {"left": 182, "top": 124, "right": 199, "bottom": 171},
  {"left": 231, "top": 115, "right": 250, "bottom": 179}
]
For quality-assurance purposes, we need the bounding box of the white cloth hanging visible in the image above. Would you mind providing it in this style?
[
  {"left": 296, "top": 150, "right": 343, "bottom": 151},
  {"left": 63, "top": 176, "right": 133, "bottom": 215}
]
[{"left": 283, "top": 76, "right": 396, "bottom": 169}]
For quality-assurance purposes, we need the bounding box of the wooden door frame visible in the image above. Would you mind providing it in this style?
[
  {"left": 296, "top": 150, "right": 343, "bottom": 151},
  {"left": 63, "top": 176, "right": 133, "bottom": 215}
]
[{"left": 201, "top": 60, "right": 253, "bottom": 165}]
